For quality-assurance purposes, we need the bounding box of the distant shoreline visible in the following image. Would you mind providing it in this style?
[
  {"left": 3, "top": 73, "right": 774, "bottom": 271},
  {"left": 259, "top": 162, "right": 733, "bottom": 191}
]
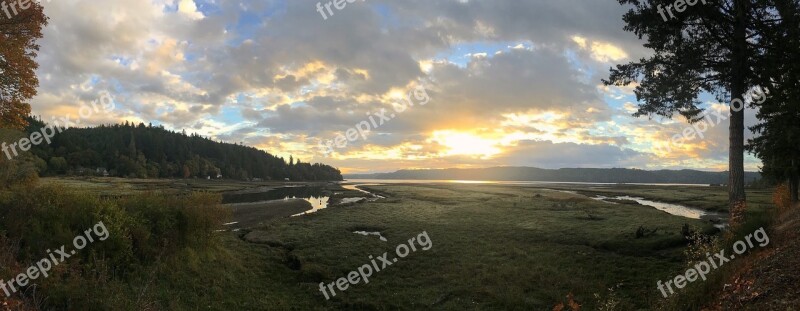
[
  {"left": 344, "top": 167, "right": 760, "bottom": 185},
  {"left": 344, "top": 178, "right": 714, "bottom": 187}
]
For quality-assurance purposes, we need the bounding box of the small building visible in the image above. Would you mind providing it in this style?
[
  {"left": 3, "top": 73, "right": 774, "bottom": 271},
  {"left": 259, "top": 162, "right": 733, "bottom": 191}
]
[{"left": 96, "top": 167, "right": 109, "bottom": 177}]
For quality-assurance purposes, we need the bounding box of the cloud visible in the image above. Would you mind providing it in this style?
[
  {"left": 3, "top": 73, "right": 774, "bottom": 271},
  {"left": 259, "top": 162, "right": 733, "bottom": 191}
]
[{"left": 28, "top": 0, "right": 755, "bottom": 173}]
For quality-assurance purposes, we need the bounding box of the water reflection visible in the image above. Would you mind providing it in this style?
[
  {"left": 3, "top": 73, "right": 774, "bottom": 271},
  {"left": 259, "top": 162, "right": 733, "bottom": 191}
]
[
  {"left": 353, "top": 231, "right": 387, "bottom": 242},
  {"left": 593, "top": 195, "right": 719, "bottom": 219},
  {"left": 292, "top": 196, "right": 330, "bottom": 216},
  {"left": 223, "top": 186, "right": 330, "bottom": 204},
  {"left": 341, "top": 184, "right": 385, "bottom": 199},
  {"left": 223, "top": 186, "right": 332, "bottom": 216},
  {"left": 345, "top": 179, "right": 712, "bottom": 186}
]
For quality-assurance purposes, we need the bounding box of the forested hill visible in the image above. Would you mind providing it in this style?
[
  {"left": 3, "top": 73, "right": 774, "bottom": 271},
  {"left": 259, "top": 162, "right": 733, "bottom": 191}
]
[
  {"left": 345, "top": 167, "right": 762, "bottom": 185},
  {"left": 22, "top": 118, "right": 342, "bottom": 181}
]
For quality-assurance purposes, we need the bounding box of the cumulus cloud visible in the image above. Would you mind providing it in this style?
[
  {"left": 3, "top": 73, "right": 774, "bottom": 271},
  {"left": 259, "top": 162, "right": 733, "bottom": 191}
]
[{"left": 28, "top": 0, "right": 756, "bottom": 173}]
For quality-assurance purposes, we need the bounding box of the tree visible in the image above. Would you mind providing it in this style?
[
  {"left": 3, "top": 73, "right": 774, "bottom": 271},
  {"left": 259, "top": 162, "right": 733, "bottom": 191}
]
[
  {"left": 604, "top": 0, "right": 776, "bottom": 211},
  {"left": 0, "top": 129, "right": 38, "bottom": 187},
  {"left": 0, "top": 1, "right": 48, "bottom": 129},
  {"left": 747, "top": 1, "right": 800, "bottom": 203},
  {"left": 48, "top": 157, "right": 68, "bottom": 174}
]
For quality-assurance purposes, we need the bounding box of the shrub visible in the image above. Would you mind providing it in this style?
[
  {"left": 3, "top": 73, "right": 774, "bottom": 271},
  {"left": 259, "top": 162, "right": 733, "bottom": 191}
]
[
  {"left": 553, "top": 292, "right": 581, "bottom": 311},
  {"left": 772, "top": 183, "right": 791, "bottom": 213},
  {"left": 114, "top": 191, "right": 230, "bottom": 263},
  {"left": 0, "top": 185, "right": 230, "bottom": 309}
]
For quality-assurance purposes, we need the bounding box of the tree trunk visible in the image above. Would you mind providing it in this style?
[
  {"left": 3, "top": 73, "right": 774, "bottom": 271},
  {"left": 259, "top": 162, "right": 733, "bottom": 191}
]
[
  {"left": 729, "top": 0, "right": 748, "bottom": 213},
  {"left": 792, "top": 159, "right": 799, "bottom": 204}
]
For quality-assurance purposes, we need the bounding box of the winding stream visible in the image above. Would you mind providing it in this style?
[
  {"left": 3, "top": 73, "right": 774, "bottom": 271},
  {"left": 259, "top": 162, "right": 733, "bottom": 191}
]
[
  {"left": 590, "top": 194, "right": 725, "bottom": 228},
  {"left": 222, "top": 184, "right": 384, "bottom": 218}
]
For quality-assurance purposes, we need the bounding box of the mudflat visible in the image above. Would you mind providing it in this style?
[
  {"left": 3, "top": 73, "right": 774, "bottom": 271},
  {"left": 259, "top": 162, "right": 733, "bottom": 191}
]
[{"left": 227, "top": 199, "right": 313, "bottom": 230}]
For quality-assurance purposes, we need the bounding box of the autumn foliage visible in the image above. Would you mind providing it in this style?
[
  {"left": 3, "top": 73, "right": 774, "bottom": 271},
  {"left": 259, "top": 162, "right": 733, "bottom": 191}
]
[
  {"left": 0, "top": 2, "right": 48, "bottom": 129},
  {"left": 773, "top": 183, "right": 792, "bottom": 213},
  {"left": 553, "top": 292, "right": 581, "bottom": 311}
]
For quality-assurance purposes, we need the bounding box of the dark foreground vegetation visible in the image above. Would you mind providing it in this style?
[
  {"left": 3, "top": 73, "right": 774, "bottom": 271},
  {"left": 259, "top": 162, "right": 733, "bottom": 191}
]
[
  {"left": 0, "top": 182, "right": 230, "bottom": 310},
  {"left": 0, "top": 175, "right": 781, "bottom": 310}
]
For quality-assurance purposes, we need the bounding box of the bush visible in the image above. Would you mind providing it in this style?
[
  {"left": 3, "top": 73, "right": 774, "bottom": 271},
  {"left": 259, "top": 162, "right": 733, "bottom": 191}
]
[
  {"left": 116, "top": 192, "right": 229, "bottom": 262},
  {"left": 0, "top": 185, "right": 230, "bottom": 309},
  {"left": 773, "top": 183, "right": 792, "bottom": 212},
  {"left": 0, "top": 130, "right": 41, "bottom": 188}
]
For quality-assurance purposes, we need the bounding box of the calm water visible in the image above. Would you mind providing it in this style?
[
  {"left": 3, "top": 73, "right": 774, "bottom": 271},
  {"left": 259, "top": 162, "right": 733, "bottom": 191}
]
[
  {"left": 223, "top": 186, "right": 331, "bottom": 215},
  {"left": 591, "top": 195, "right": 712, "bottom": 219},
  {"left": 222, "top": 185, "right": 381, "bottom": 216},
  {"left": 342, "top": 184, "right": 386, "bottom": 199},
  {"left": 345, "top": 179, "right": 711, "bottom": 187},
  {"left": 222, "top": 186, "right": 331, "bottom": 204}
]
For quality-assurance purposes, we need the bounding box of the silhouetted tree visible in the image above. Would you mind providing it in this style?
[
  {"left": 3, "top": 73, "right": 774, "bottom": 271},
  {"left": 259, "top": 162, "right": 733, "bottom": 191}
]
[
  {"left": 605, "top": 0, "right": 778, "bottom": 211},
  {"left": 748, "top": 1, "right": 800, "bottom": 203}
]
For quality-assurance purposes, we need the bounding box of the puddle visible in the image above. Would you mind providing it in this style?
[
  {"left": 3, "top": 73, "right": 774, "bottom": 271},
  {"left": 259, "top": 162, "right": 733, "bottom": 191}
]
[
  {"left": 353, "top": 231, "right": 387, "bottom": 242},
  {"left": 216, "top": 222, "right": 242, "bottom": 233},
  {"left": 291, "top": 197, "right": 330, "bottom": 216}
]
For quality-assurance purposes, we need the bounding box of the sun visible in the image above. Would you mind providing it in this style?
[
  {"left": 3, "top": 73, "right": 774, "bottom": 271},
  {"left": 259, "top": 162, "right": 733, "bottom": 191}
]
[{"left": 430, "top": 130, "right": 502, "bottom": 158}]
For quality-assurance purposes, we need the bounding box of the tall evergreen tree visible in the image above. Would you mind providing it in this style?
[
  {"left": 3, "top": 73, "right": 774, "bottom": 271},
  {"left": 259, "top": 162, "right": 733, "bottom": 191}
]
[
  {"left": 605, "top": 0, "right": 776, "bottom": 211},
  {"left": 748, "top": 0, "right": 800, "bottom": 203}
]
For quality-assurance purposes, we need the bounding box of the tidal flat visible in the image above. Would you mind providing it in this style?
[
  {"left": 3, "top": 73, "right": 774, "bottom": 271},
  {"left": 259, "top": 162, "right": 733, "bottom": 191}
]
[{"left": 39, "top": 178, "right": 774, "bottom": 310}]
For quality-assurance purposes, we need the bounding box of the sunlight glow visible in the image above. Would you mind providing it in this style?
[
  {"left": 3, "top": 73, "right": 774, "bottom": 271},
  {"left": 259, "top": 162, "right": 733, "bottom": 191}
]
[{"left": 430, "top": 130, "right": 502, "bottom": 158}]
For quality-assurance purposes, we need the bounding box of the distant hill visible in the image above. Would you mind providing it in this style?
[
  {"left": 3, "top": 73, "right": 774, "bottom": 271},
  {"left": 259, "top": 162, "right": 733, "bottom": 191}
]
[
  {"left": 19, "top": 117, "right": 342, "bottom": 181},
  {"left": 345, "top": 167, "right": 761, "bottom": 185}
]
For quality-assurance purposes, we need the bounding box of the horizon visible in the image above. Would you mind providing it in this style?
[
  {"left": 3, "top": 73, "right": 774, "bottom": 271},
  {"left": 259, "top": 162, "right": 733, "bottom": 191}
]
[
  {"left": 343, "top": 166, "right": 756, "bottom": 176},
  {"left": 3, "top": 0, "right": 799, "bottom": 309},
  {"left": 25, "top": 0, "right": 764, "bottom": 174}
]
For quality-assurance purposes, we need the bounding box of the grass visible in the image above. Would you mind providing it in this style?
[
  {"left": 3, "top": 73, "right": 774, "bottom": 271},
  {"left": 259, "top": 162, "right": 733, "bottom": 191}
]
[
  {"left": 223, "top": 183, "right": 717, "bottom": 310},
  {"left": 29, "top": 179, "right": 776, "bottom": 310},
  {"left": 542, "top": 184, "right": 774, "bottom": 213}
]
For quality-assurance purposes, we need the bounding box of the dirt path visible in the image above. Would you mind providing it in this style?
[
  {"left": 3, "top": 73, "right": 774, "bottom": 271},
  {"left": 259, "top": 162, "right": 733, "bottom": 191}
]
[{"left": 705, "top": 204, "right": 800, "bottom": 310}]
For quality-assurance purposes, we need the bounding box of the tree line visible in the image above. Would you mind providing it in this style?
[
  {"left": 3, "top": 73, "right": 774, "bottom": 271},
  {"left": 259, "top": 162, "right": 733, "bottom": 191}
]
[{"left": 21, "top": 117, "right": 342, "bottom": 181}]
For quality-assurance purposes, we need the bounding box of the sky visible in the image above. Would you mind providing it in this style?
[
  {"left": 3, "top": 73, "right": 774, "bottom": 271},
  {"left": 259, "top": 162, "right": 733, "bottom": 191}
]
[{"left": 29, "top": 0, "right": 763, "bottom": 174}]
